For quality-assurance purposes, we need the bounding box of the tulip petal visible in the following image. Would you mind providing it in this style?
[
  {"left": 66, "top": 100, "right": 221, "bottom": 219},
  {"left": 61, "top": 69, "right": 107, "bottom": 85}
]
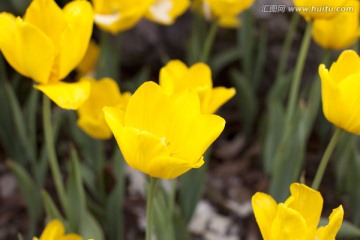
[
  {"left": 315, "top": 205, "right": 344, "bottom": 240},
  {"left": 0, "top": 14, "right": 55, "bottom": 84},
  {"left": 146, "top": 0, "right": 190, "bottom": 25},
  {"left": 160, "top": 60, "right": 189, "bottom": 94},
  {"left": 124, "top": 81, "right": 173, "bottom": 137},
  {"left": 94, "top": 0, "right": 155, "bottom": 33},
  {"left": 103, "top": 106, "right": 126, "bottom": 133},
  {"left": 270, "top": 203, "right": 308, "bottom": 240},
  {"left": 252, "top": 192, "right": 278, "bottom": 240},
  {"left": 205, "top": 87, "right": 236, "bottom": 113},
  {"left": 117, "top": 127, "right": 198, "bottom": 179},
  {"left": 284, "top": 183, "right": 323, "bottom": 231},
  {"left": 336, "top": 74, "right": 360, "bottom": 134},
  {"left": 77, "top": 77, "right": 125, "bottom": 139},
  {"left": 35, "top": 81, "right": 90, "bottom": 110},
  {"left": 328, "top": 50, "right": 360, "bottom": 84},
  {"left": 39, "top": 220, "right": 65, "bottom": 240},
  {"left": 205, "top": 0, "right": 254, "bottom": 17},
  {"left": 77, "top": 116, "right": 112, "bottom": 139},
  {"left": 312, "top": 0, "right": 359, "bottom": 50},
  {"left": 186, "top": 62, "right": 213, "bottom": 88},
  {"left": 24, "top": 0, "right": 66, "bottom": 48},
  {"left": 59, "top": 0, "right": 93, "bottom": 80}
]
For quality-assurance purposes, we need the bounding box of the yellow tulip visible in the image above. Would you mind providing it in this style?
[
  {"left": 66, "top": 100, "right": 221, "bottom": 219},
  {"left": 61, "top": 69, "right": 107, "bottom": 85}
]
[
  {"left": 159, "top": 60, "right": 236, "bottom": 114},
  {"left": 33, "top": 219, "right": 82, "bottom": 240},
  {"left": 103, "top": 81, "right": 225, "bottom": 179},
  {"left": 319, "top": 50, "right": 360, "bottom": 134},
  {"left": 194, "top": 0, "right": 255, "bottom": 27},
  {"left": 0, "top": 0, "right": 93, "bottom": 109},
  {"left": 312, "top": 0, "right": 360, "bottom": 50},
  {"left": 252, "top": 183, "right": 344, "bottom": 240},
  {"left": 93, "top": 0, "right": 155, "bottom": 33},
  {"left": 146, "top": 0, "right": 190, "bottom": 25},
  {"left": 293, "top": 0, "right": 349, "bottom": 20},
  {"left": 77, "top": 77, "right": 130, "bottom": 139}
]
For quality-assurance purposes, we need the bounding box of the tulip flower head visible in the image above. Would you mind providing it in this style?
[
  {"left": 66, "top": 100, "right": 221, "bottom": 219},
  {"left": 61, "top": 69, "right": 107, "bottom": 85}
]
[
  {"left": 312, "top": 0, "right": 360, "bottom": 50},
  {"left": 77, "top": 77, "right": 130, "bottom": 139},
  {"left": 319, "top": 50, "right": 360, "bottom": 134},
  {"left": 0, "top": 0, "right": 94, "bottom": 109},
  {"left": 146, "top": 0, "right": 190, "bottom": 25},
  {"left": 252, "top": 183, "right": 344, "bottom": 240},
  {"left": 194, "top": 0, "right": 255, "bottom": 27},
  {"left": 33, "top": 219, "right": 82, "bottom": 240},
  {"left": 93, "top": 0, "right": 155, "bottom": 33},
  {"left": 103, "top": 81, "right": 225, "bottom": 179},
  {"left": 293, "top": 0, "right": 349, "bottom": 20},
  {"left": 159, "top": 60, "right": 236, "bottom": 114}
]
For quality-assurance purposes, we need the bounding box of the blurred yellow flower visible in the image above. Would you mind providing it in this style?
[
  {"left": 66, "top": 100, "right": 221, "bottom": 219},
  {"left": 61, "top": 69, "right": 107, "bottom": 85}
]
[
  {"left": 77, "top": 40, "right": 100, "bottom": 78},
  {"left": 146, "top": 0, "right": 190, "bottom": 25},
  {"left": 293, "top": 0, "right": 349, "bottom": 20},
  {"left": 0, "top": 0, "right": 93, "bottom": 109},
  {"left": 312, "top": 0, "right": 360, "bottom": 50},
  {"left": 103, "top": 81, "right": 225, "bottom": 179},
  {"left": 77, "top": 77, "right": 130, "bottom": 139},
  {"left": 252, "top": 183, "right": 344, "bottom": 240},
  {"left": 194, "top": 0, "right": 255, "bottom": 27},
  {"left": 93, "top": 0, "right": 155, "bottom": 33},
  {"left": 319, "top": 50, "right": 360, "bottom": 134},
  {"left": 33, "top": 219, "right": 82, "bottom": 240},
  {"left": 159, "top": 60, "right": 236, "bottom": 114}
]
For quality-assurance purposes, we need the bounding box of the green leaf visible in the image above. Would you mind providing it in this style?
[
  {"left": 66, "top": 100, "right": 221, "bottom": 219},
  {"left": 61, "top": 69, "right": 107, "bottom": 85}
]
[
  {"left": 66, "top": 146, "right": 87, "bottom": 232},
  {"left": 153, "top": 185, "right": 174, "bottom": 240},
  {"left": 8, "top": 160, "right": 42, "bottom": 238},
  {"left": 179, "top": 150, "right": 210, "bottom": 222},
  {"left": 262, "top": 99, "right": 285, "bottom": 173},
  {"left": 4, "top": 81, "right": 35, "bottom": 163},
  {"left": 230, "top": 68, "right": 257, "bottom": 134},
  {"left": 105, "top": 149, "right": 126, "bottom": 240},
  {"left": 79, "top": 211, "right": 105, "bottom": 240},
  {"left": 41, "top": 190, "right": 64, "bottom": 221},
  {"left": 209, "top": 47, "right": 239, "bottom": 78}
]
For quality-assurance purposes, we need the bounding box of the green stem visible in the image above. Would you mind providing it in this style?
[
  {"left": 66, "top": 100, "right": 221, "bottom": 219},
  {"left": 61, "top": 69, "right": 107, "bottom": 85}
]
[
  {"left": 312, "top": 127, "right": 342, "bottom": 190},
  {"left": 146, "top": 177, "right": 158, "bottom": 240},
  {"left": 275, "top": 13, "right": 301, "bottom": 80},
  {"left": 285, "top": 20, "right": 313, "bottom": 125},
  {"left": 200, "top": 20, "right": 219, "bottom": 63},
  {"left": 96, "top": 31, "right": 121, "bottom": 80},
  {"left": 42, "top": 95, "right": 68, "bottom": 213}
]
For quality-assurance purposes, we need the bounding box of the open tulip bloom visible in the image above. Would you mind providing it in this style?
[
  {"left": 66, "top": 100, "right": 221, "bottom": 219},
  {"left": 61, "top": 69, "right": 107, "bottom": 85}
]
[
  {"left": 252, "top": 183, "right": 344, "bottom": 240},
  {"left": 33, "top": 219, "right": 82, "bottom": 240},
  {"left": 319, "top": 50, "right": 360, "bottom": 134},
  {"left": 0, "top": 0, "right": 93, "bottom": 109},
  {"left": 312, "top": 0, "right": 360, "bottom": 50},
  {"left": 103, "top": 81, "right": 225, "bottom": 179}
]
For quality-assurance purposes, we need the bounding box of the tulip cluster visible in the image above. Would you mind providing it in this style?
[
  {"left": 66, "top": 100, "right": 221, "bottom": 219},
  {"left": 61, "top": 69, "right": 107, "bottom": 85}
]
[{"left": 1, "top": 0, "right": 358, "bottom": 239}]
